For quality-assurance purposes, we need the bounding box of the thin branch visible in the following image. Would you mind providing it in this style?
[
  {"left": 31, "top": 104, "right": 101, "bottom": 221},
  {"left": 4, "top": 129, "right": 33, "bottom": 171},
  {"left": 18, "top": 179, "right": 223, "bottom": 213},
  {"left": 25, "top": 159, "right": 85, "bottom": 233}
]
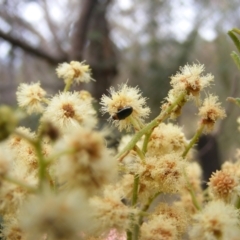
[
  {"left": 0, "top": 9, "right": 47, "bottom": 44},
  {"left": 0, "top": 29, "right": 67, "bottom": 65},
  {"left": 41, "top": 0, "right": 66, "bottom": 55}
]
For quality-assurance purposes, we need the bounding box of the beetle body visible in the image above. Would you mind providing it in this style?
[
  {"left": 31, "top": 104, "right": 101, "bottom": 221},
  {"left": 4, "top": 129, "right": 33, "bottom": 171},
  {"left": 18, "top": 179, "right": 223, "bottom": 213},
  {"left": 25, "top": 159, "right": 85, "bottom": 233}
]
[{"left": 112, "top": 106, "right": 133, "bottom": 120}]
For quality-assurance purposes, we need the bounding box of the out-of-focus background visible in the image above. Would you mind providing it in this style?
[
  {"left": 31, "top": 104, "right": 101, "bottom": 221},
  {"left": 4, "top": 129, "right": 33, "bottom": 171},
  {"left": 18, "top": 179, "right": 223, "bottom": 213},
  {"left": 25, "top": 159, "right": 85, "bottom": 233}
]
[{"left": 0, "top": 0, "right": 240, "bottom": 169}]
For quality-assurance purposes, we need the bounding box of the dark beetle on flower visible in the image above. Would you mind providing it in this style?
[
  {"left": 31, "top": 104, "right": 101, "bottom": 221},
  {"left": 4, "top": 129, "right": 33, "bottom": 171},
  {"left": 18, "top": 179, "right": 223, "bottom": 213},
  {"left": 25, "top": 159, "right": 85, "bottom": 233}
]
[{"left": 112, "top": 106, "right": 133, "bottom": 120}]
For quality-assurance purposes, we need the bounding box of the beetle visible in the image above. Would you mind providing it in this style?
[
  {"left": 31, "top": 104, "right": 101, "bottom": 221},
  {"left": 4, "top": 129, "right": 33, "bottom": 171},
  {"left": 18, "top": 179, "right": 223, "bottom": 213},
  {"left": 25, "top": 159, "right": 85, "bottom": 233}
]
[{"left": 112, "top": 106, "right": 133, "bottom": 120}]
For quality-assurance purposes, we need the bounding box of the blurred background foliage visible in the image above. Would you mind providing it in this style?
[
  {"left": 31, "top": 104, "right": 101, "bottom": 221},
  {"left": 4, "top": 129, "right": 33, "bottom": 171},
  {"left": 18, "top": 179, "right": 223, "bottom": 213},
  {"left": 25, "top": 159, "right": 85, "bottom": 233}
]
[{"left": 0, "top": 0, "right": 240, "bottom": 163}]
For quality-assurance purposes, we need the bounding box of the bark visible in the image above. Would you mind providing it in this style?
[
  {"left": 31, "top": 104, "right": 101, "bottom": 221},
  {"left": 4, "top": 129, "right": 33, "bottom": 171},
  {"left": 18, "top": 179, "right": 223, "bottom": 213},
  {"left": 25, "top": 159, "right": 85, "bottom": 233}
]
[{"left": 0, "top": 29, "right": 67, "bottom": 65}]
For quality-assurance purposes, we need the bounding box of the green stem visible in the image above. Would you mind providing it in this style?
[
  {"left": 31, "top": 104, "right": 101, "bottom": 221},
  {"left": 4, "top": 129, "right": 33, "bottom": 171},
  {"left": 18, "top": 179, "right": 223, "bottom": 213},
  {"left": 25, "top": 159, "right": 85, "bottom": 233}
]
[
  {"left": 142, "top": 128, "right": 154, "bottom": 154},
  {"left": 127, "top": 230, "right": 132, "bottom": 240},
  {"left": 129, "top": 116, "right": 142, "bottom": 131},
  {"left": 116, "top": 92, "right": 186, "bottom": 160},
  {"left": 183, "top": 168, "right": 201, "bottom": 211},
  {"left": 132, "top": 175, "right": 139, "bottom": 206},
  {"left": 182, "top": 124, "right": 204, "bottom": 159},
  {"left": 235, "top": 196, "right": 240, "bottom": 209},
  {"left": 143, "top": 192, "right": 161, "bottom": 213},
  {"left": 63, "top": 78, "right": 73, "bottom": 92},
  {"left": 127, "top": 175, "right": 140, "bottom": 240},
  {"left": 181, "top": 124, "right": 204, "bottom": 211},
  {"left": 14, "top": 129, "right": 48, "bottom": 190},
  {"left": 134, "top": 145, "right": 145, "bottom": 164},
  {"left": 139, "top": 192, "right": 161, "bottom": 225},
  {"left": 34, "top": 140, "right": 47, "bottom": 191},
  {"left": 132, "top": 174, "right": 139, "bottom": 240}
]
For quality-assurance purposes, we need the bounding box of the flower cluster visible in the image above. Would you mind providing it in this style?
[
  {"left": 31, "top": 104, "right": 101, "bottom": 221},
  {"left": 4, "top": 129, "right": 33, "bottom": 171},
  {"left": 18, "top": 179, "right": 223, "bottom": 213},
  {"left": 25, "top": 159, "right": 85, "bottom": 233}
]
[{"left": 1, "top": 60, "right": 240, "bottom": 240}]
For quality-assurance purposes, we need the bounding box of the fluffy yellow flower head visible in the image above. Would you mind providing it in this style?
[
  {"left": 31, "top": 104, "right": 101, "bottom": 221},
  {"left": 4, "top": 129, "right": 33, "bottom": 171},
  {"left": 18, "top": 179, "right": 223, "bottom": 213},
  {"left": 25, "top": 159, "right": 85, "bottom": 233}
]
[
  {"left": 1, "top": 219, "right": 25, "bottom": 240},
  {"left": 19, "top": 191, "right": 91, "bottom": 240},
  {"left": 100, "top": 84, "right": 150, "bottom": 131},
  {"left": 138, "top": 153, "right": 186, "bottom": 200},
  {"left": 52, "top": 128, "right": 117, "bottom": 194},
  {"left": 140, "top": 214, "right": 178, "bottom": 240},
  {"left": 56, "top": 61, "right": 93, "bottom": 84},
  {"left": 147, "top": 123, "right": 188, "bottom": 156},
  {"left": 42, "top": 91, "right": 97, "bottom": 131},
  {"left": 16, "top": 82, "right": 46, "bottom": 114},
  {"left": 189, "top": 200, "right": 240, "bottom": 240},
  {"left": 208, "top": 170, "right": 240, "bottom": 202},
  {"left": 89, "top": 186, "right": 138, "bottom": 235},
  {"left": 152, "top": 203, "right": 188, "bottom": 237},
  {"left": 170, "top": 63, "right": 214, "bottom": 97},
  {"left": 198, "top": 95, "right": 226, "bottom": 133}
]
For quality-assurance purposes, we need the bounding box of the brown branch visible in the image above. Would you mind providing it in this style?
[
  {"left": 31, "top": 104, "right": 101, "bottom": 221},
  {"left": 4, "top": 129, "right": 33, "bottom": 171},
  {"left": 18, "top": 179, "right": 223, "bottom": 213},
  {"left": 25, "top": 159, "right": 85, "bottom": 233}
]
[
  {"left": 0, "top": 10, "right": 47, "bottom": 45},
  {"left": 70, "top": 0, "right": 98, "bottom": 61},
  {"left": 0, "top": 29, "right": 67, "bottom": 65}
]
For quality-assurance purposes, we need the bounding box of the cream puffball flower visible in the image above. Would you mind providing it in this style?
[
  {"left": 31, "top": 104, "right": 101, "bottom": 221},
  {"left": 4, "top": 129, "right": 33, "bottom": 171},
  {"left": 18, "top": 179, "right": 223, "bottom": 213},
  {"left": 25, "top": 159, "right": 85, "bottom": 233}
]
[
  {"left": 140, "top": 214, "right": 178, "bottom": 240},
  {"left": 1, "top": 219, "right": 25, "bottom": 240},
  {"left": 147, "top": 123, "right": 188, "bottom": 156},
  {"left": 208, "top": 170, "right": 240, "bottom": 202},
  {"left": 19, "top": 191, "right": 92, "bottom": 240},
  {"left": 56, "top": 61, "right": 93, "bottom": 84},
  {"left": 189, "top": 200, "right": 240, "bottom": 240},
  {"left": 170, "top": 63, "right": 214, "bottom": 97},
  {"left": 52, "top": 128, "right": 117, "bottom": 195},
  {"left": 42, "top": 91, "right": 97, "bottom": 131},
  {"left": 89, "top": 186, "right": 137, "bottom": 235},
  {"left": 16, "top": 82, "right": 46, "bottom": 114},
  {"left": 198, "top": 95, "right": 226, "bottom": 133},
  {"left": 138, "top": 153, "right": 186, "bottom": 199},
  {"left": 100, "top": 84, "right": 150, "bottom": 131}
]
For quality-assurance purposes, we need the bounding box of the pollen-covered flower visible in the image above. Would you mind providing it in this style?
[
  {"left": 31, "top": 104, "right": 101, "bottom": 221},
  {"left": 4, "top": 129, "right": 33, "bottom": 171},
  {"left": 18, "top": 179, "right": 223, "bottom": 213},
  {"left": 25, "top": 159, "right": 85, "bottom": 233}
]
[
  {"left": 19, "top": 190, "right": 92, "bottom": 240},
  {"left": 140, "top": 214, "right": 178, "bottom": 240},
  {"left": 198, "top": 95, "right": 226, "bottom": 133},
  {"left": 8, "top": 127, "right": 50, "bottom": 176},
  {"left": 42, "top": 91, "right": 97, "bottom": 131},
  {"left": 78, "top": 90, "right": 94, "bottom": 102},
  {"left": 147, "top": 123, "right": 188, "bottom": 156},
  {"left": 89, "top": 186, "right": 137, "bottom": 236},
  {"left": 208, "top": 170, "right": 240, "bottom": 202},
  {"left": 189, "top": 200, "right": 240, "bottom": 240},
  {"left": 222, "top": 160, "right": 240, "bottom": 178},
  {"left": 151, "top": 203, "right": 188, "bottom": 237},
  {"left": 0, "top": 172, "right": 36, "bottom": 216},
  {"left": 52, "top": 128, "right": 117, "bottom": 194},
  {"left": 56, "top": 61, "right": 93, "bottom": 84},
  {"left": 170, "top": 63, "right": 213, "bottom": 97},
  {"left": 0, "top": 142, "right": 13, "bottom": 178},
  {"left": 16, "top": 82, "right": 46, "bottom": 114},
  {"left": 100, "top": 84, "right": 150, "bottom": 131},
  {"left": 1, "top": 219, "right": 25, "bottom": 240},
  {"left": 138, "top": 153, "right": 186, "bottom": 200},
  {"left": 161, "top": 88, "right": 188, "bottom": 119}
]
